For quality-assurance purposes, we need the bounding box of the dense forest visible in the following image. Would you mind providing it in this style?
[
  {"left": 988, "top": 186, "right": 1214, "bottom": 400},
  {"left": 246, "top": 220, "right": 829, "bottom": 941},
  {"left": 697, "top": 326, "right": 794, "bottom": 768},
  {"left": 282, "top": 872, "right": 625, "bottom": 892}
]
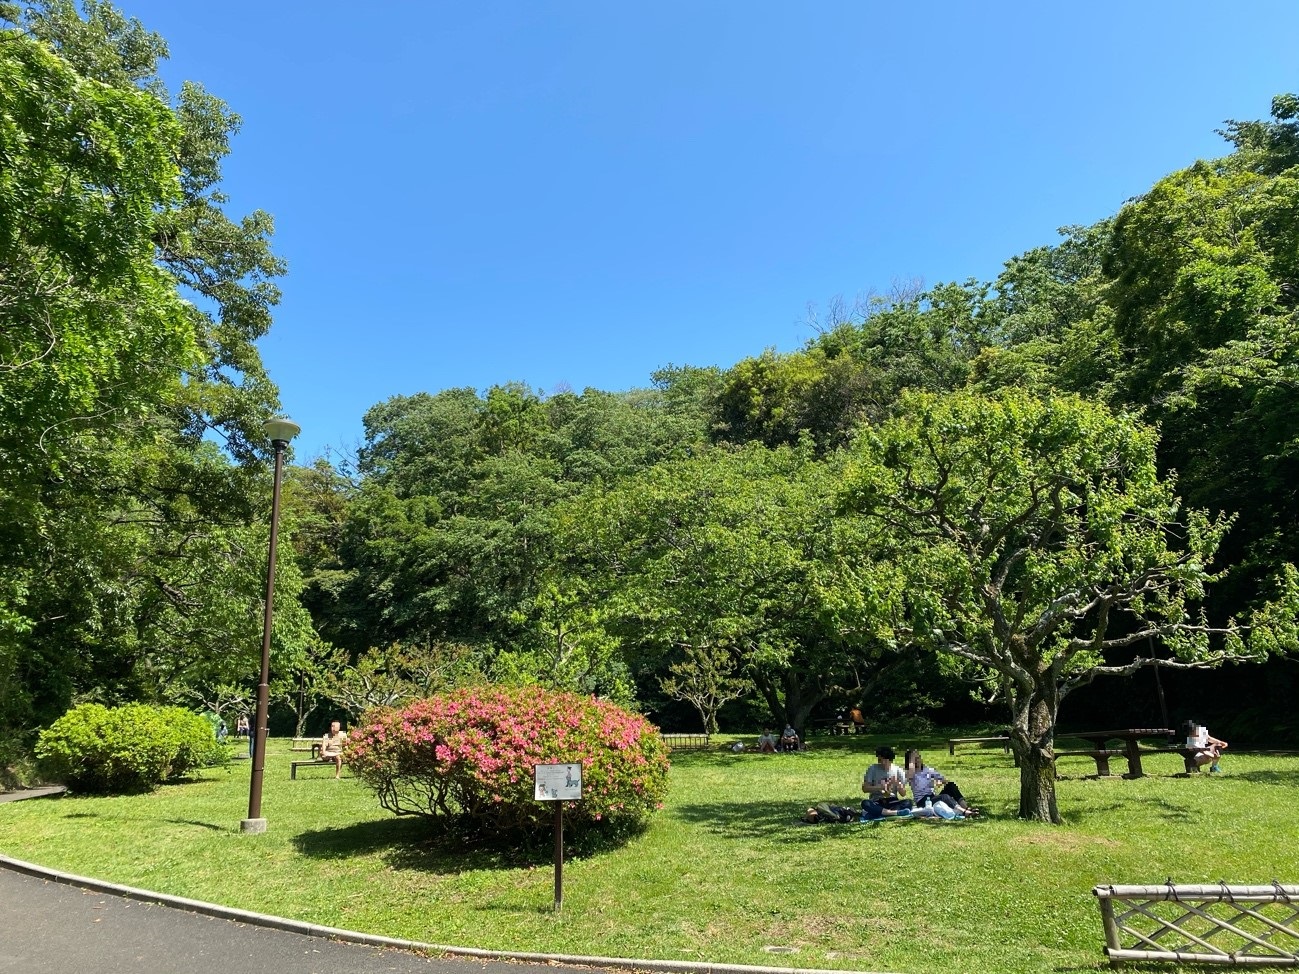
[{"left": 3, "top": 3, "right": 1297, "bottom": 818}]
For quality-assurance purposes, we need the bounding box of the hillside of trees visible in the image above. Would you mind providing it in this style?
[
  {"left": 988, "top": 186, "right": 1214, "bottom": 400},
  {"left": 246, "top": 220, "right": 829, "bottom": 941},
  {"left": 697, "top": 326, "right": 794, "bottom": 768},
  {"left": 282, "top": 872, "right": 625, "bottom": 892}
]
[{"left": 3, "top": 3, "right": 1297, "bottom": 818}]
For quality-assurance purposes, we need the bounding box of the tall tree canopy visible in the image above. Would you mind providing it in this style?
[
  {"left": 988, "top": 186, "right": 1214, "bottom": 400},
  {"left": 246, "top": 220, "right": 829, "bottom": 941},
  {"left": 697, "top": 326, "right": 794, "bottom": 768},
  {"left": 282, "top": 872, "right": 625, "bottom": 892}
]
[
  {"left": 835, "top": 389, "right": 1293, "bottom": 822},
  {"left": 0, "top": 1, "right": 304, "bottom": 735}
]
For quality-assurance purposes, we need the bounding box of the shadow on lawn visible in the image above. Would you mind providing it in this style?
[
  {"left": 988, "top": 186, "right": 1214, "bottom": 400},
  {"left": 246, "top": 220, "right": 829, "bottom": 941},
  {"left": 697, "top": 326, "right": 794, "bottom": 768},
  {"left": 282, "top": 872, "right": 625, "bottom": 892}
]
[
  {"left": 1223, "top": 768, "right": 1299, "bottom": 787},
  {"left": 164, "top": 819, "right": 224, "bottom": 832},
  {"left": 672, "top": 798, "right": 884, "bottom": 842},
  {"left": 1057, "top": 794, "right": 1198, "bottom": 826},
  {"left": 293, "top": 817, "right": 563, "bottom": 873},
  {"left": 674, "top": 793, "right": 1202, "bottom": 834}
]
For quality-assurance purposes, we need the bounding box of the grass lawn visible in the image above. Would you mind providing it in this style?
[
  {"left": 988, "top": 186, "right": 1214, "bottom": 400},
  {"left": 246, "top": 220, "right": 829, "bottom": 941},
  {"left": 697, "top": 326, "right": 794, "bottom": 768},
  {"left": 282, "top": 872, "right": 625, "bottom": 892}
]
[{"left": 1, "top": 733, "right": 1296, "bottom": 974}]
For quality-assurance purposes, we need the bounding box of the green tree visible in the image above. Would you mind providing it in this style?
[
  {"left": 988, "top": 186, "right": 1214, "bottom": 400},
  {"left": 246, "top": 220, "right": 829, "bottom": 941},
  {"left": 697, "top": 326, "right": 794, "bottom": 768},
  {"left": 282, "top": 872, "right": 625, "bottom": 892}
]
[
  {"left": 836, "top": 389, "right": 1292, "bottom": 823},
  {"left": 0, "top": 3, "right": 299, "bottom": 733},
  {"left": 714, "top": 282, "right": 993, "bottom": 452},
  {"left": 563, "top": 444, "right": 871, "bottom": 733},
  {"left": 323, "top": 641, "right": 482, "bottom": 721},
  {"left": 1102, "top": 115, "right": 1299, "bottom": 611},
  {"left": 658, "top": 642, "right": 753, "bottom": 735}
]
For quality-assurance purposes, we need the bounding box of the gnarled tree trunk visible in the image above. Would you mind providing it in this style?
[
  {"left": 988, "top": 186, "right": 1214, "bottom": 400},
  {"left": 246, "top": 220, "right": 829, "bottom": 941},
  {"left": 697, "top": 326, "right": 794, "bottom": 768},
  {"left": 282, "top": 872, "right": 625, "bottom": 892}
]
[{"left": 1009, "top": 682, "right": 1060, "bottom": 824}]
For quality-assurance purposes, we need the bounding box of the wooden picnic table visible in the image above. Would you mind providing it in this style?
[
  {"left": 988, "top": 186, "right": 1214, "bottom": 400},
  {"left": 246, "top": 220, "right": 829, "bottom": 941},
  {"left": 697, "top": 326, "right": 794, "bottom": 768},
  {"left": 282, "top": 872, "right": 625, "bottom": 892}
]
[{"left": 1058, "top": 727, "right": 1175, "bottom": 778}]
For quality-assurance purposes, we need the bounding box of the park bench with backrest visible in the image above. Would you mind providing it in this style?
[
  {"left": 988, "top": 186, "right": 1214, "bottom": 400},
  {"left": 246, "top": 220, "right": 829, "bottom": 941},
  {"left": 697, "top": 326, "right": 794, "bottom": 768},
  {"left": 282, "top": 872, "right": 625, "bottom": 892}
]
[
  {"left": 947, "top": 734, "right": 1012, "bottom": 755},
  {"left": 289, "top": 742, "right": 329, "bottom": 779}
]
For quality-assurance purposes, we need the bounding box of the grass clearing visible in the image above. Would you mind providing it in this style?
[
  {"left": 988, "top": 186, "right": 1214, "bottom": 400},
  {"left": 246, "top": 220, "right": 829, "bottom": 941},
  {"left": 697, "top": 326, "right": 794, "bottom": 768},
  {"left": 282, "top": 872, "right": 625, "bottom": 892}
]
[{"left": 1, "top": 734, "right": 1295, "bottom": 974}]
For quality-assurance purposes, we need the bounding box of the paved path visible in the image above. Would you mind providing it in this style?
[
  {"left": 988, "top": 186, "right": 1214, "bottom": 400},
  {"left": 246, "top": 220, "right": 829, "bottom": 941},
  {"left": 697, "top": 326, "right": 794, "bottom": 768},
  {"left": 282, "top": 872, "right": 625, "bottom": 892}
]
[
  {"left": 0, "top": 867, "right": 573, "bottom": 974},
  {"left": 0, "top": 786, "right": 66, "bottom": 804}
]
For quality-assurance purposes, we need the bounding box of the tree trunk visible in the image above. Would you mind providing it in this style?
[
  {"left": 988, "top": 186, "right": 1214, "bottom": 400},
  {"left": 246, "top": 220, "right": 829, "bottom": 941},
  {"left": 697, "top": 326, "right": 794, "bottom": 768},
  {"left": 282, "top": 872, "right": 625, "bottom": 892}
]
[
  {"left": 701, "top": 705, "right": 718, "bottom": 735},
  {"left": 752, "top": 669, "right": 827, "bottom": 738},
  {"left": 1009, "top": 686, "right": 1060, "bottom": 824}
]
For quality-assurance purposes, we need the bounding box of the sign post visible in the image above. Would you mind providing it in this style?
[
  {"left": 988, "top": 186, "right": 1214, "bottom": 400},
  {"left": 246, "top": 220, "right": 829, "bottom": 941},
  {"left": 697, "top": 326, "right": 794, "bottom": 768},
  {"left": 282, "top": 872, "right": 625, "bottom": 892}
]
[{"left": 534, "top": 762, "right": 582, "bottom": 912}]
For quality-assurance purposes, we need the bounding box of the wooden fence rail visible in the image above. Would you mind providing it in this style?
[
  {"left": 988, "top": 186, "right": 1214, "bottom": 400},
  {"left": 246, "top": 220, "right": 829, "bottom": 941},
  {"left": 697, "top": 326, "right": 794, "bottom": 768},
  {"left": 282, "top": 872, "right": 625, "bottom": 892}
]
[{"left": 1094, "top": 883, "right": 1299, "bottom": 966}]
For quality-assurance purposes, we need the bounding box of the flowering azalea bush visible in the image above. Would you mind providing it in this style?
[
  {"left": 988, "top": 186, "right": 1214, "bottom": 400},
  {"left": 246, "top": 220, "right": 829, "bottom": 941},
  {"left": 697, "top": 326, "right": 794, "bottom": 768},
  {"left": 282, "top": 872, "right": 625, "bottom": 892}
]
[{"left": 346, "top": 686, "right": 670, "bottom": 839}]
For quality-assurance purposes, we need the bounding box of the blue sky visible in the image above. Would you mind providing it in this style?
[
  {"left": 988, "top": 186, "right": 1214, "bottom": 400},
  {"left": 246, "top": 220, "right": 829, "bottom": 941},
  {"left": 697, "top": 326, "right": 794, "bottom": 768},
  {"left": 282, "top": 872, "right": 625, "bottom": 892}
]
[{"left": 121, "top": 1, "right": 1299, "bottom": 460}]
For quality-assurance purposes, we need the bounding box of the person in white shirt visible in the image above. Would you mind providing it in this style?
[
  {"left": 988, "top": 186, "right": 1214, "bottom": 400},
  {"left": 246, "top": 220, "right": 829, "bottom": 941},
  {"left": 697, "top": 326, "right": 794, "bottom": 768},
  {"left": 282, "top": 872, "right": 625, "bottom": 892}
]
[{"left": 1183, "top": 720, "right": 1227, "bottom": 773}]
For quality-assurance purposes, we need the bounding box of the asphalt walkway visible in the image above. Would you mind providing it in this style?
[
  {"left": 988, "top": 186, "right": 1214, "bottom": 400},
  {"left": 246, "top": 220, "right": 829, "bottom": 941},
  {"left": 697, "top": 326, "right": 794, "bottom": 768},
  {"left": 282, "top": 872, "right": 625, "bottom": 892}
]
[{"left": 0, "top": 866, "right": 541, "bottom": 974}]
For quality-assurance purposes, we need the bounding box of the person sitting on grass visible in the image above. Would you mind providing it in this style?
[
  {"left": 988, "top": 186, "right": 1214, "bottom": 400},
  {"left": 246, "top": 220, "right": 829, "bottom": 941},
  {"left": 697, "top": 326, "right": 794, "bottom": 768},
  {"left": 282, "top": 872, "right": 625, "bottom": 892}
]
[
  {"left": 861, "top": 746, "right": 913, "bottom": 819},
  {"left": 903, "top": 748, "right": 981, "bottom": 819},
  {"left": 757, "top": 729, "right": 778, "bottom": 753},
  {"left": 321, "top": 719, "right": 347, "bottom": 779}
]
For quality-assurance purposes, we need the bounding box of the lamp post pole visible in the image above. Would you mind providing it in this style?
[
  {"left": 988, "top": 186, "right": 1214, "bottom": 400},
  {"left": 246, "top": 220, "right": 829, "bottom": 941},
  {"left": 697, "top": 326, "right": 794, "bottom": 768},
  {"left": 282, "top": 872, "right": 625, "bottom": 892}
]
[{"left": 242, "top": 416, "right": 299, "bottom": 834}]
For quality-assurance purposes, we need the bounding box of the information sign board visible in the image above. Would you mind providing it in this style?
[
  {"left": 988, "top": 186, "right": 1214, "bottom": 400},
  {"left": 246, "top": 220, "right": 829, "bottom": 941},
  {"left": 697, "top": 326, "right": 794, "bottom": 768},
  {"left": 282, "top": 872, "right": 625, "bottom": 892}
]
[{"left": 534, "top": 762, "right": 582, "bottom": 801}]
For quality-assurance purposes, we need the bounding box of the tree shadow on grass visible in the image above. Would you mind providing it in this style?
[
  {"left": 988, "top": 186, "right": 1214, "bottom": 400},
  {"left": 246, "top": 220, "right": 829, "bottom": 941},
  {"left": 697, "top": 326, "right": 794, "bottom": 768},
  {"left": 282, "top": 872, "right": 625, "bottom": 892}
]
[
  {"left": 164, "top": 819, "right": 224, "bottom": 832},
  {"left": 1223, "top": 768, "right": 1299, "bottom": 787},
  {"left": 672, "top": 798, "right": 864, "bottom": 841},
  {"left": 293, "top": 817, "right": 535, "bottom": 873},
  {"left": 1058, "top": 794, "right": 1198, "bottom": 826},
  {"left": 670, "top": 792, "right": 1204, "bottom": 836},
  {"left": 293, "top": 815, "right": 645, "bottom": 874}
]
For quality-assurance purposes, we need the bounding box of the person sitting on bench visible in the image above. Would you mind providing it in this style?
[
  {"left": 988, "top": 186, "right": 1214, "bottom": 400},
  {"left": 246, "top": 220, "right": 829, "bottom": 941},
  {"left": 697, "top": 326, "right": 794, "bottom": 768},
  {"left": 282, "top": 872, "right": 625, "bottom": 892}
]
[{"left": 321, "top": 720, "right": 347, "bottom": 778}]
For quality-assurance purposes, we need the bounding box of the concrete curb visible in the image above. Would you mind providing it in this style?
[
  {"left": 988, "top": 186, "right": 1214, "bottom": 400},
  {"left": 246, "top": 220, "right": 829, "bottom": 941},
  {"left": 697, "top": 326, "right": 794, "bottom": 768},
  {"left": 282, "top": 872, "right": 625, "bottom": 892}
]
[{"left": 0, "top": 853, "right": 898, "bottom": 974}]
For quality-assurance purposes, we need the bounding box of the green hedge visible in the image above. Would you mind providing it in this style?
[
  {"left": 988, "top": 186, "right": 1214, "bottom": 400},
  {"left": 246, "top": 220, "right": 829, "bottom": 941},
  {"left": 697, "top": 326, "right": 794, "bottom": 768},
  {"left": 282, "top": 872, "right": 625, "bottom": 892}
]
[{"left": 35, "top": 703, "right": 228, "bottom": 794}]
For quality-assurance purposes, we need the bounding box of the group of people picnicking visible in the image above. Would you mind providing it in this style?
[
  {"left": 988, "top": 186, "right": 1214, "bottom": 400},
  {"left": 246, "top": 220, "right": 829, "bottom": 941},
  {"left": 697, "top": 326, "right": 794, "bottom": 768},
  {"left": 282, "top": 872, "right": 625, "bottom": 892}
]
[
  {"left": 802, "top": 721, "right": 1229, "bottom": 825},
  {"left": 804, "top": 745, "right": 983, "bottom": 824}
]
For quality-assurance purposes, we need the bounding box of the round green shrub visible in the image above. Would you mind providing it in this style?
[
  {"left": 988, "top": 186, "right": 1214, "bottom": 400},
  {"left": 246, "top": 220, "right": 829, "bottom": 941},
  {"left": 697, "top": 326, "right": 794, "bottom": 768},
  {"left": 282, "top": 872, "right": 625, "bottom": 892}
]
[
  {"left": 161, "top": 706, "right": 230, "bottom": 776},
  {"left": 347, "top": 686, "right": 670, "bottom": 841},
  {"left": 35, "top": 703, "right": 224, "bottom": 794}
]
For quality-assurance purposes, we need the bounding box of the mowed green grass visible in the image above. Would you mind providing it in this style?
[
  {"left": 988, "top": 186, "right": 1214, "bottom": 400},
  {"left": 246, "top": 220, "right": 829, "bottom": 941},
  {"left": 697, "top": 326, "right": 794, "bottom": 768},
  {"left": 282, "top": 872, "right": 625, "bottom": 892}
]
[{"left": 1, "top": 735, "right": 1295, "bottom": 974}]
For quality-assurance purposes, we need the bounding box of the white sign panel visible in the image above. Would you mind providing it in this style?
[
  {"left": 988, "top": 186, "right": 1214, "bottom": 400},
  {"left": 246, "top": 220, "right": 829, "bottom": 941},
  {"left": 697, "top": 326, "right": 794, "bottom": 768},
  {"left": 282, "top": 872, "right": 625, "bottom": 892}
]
[{"left": 534, "top": 762, "right": 582, "bottom": 801}]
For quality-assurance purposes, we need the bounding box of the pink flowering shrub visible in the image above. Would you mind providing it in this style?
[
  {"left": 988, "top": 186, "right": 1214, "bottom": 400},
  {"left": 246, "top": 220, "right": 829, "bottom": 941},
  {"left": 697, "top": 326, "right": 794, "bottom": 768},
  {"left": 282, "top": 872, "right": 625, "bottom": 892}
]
[{"left": 346, "top": 686, "right": 669, "bottom": 840}]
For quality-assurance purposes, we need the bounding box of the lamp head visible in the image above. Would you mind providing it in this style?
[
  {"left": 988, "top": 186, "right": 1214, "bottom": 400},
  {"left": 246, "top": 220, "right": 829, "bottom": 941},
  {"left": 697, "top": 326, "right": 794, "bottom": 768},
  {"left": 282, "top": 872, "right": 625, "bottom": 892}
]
[{"left": 263, "top": 416, "right": 301, "bottom": 446}]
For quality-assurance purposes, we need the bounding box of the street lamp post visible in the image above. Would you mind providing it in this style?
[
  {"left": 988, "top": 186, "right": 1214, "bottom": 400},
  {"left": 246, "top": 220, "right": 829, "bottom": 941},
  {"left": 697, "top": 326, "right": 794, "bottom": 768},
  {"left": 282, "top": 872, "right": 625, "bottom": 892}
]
[{"left": 241, "top": 416, "right": 300, "bottom": 834}]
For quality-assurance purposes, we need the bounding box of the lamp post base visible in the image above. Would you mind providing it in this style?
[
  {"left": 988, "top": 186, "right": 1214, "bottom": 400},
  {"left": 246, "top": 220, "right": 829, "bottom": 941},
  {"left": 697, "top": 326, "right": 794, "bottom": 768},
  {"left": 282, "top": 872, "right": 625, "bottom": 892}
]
[{"left": 239, "top": 817, "right": 268, "bottom": 834}]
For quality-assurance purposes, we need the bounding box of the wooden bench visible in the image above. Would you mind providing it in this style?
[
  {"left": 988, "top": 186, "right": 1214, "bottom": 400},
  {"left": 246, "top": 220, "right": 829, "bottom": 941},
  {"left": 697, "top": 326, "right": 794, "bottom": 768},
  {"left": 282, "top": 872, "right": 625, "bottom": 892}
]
[
  {"left": 290, "top": 738, "right": 321, "bottom": 754},
  {"left": 948, "top": 735, "right": 1011, "bottom": 755},
  {"left": 290, "top": 756, "right": 337, "bottom": 779},
  {"left": 1055, "top": 748, "right": 1129, "bottom": 776},
  {"left": 659, "top": 733, "right": 712, "bottom": 751}
]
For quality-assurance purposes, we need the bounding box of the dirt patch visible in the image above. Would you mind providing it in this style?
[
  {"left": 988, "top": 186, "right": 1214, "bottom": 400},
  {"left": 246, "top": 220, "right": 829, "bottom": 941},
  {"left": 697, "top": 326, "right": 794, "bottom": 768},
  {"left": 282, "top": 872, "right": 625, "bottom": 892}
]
[{"left": 1020, "top": 831, "right": 1120, "bottom": 851}]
